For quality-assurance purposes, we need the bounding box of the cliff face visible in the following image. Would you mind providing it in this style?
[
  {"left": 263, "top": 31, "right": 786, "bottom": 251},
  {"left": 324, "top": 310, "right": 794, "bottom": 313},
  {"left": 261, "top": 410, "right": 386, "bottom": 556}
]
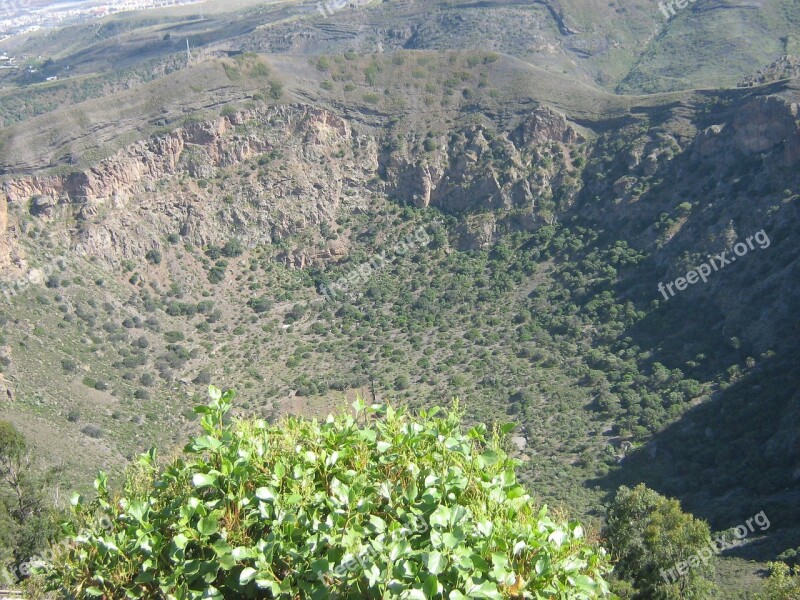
[
  {"left": 1, "top": 92, "right": 797, "bottom": 292},
  {"left": 689, "top": 95, "right": 800, "bottom": 163},
  {"left": 0, "top": 105, "right": 376, "bottom": 274},
  {"left": 383, "top": 107, "right": 584, "bottom": 226},
  {"left": 0, "top": 104, "right": 588, "bottom": 273},
  {"left": 575, "top": 94, "right": 800, "bottom": 355}
]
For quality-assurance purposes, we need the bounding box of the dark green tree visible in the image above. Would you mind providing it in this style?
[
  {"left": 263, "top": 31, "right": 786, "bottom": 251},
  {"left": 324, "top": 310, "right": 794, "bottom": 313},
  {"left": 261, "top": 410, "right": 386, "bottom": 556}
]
[
  {"left": 0, "top": 421, "right": 60, "bottom": 582},
  {"left": 604, "top": 484, "right": 715, "bottom": 600}
]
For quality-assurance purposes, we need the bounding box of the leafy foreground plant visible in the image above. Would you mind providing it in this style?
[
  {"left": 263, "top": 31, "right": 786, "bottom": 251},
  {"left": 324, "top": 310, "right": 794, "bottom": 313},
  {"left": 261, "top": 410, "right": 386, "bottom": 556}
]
[{"left": 41, "top": 387, "right": 613, "bottom": 599}]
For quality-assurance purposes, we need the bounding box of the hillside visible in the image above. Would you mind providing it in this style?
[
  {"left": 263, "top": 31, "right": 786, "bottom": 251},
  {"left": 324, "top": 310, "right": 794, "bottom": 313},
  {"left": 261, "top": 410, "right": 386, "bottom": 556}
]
[{"left": 0, "top": 0, "right": 799, "bottom": 597}]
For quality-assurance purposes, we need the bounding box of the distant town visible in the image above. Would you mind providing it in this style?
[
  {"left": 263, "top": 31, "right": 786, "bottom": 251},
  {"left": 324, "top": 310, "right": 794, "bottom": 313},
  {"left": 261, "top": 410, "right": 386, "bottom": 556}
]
[{"left": 1, "top": 0, "right": 207, "bottom": 37}]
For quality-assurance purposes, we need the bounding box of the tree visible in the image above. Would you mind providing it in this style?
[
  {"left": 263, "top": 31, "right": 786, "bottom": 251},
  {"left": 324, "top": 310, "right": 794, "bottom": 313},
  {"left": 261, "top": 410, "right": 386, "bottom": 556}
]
[
  {"left": 221, "top": 238, "right": 244, "bottom": 258},
  {"left": 604, "top": 484, "right": 715, "bottom": 600},
  {"left": 757, "top": 563, "right": 800, "bottom": 600},
  {"left": 603, "top": 484, "right": 714, "bottom": 600},
  {"left": 145, "top": 249, "right": 163, "bottom": 265},
  {"left": 0, "top": 422, "right": 30, "bottom": 519},
  {"left": 0, "top": 422, "right": 59, "bottom": 582}
]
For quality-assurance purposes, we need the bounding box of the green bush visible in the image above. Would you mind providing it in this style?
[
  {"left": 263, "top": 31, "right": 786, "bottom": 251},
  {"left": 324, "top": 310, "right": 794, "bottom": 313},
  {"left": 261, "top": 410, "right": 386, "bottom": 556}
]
[
  {"left": 41, "top": 388, "right": 612, "bottom": 599},
  {"left": 604, "top": 484, "right": 715, "bottom": 599},
  {"left": 222, "top": 239, "right": 244, "bottom": 258},
  {"left": 145, "top": 249, "right": 163, "bottom": 265},
  {"left": 363, "top": 93, "right": 380, "bottom": 104},
  {"left": 269, "top": 81, "right": 283, "bottom": 100},
  {"left": 757, "top": 563, "right": 800, "bottom": 599},
  {"left": 247, "top": 296, "right": 273, "bottom": 314}
]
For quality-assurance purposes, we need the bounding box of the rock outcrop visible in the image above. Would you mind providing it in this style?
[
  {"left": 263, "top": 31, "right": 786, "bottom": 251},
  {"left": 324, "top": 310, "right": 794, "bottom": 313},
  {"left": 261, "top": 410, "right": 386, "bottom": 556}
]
[
  {"left": 0, "top": 105, "right": 375, "bottom": 274},
  {"left": 0, "top": 104, "right": 588, "bottom": 272},
  {"left": 383, "top": 108, "right": 584, "bottom": 223}
]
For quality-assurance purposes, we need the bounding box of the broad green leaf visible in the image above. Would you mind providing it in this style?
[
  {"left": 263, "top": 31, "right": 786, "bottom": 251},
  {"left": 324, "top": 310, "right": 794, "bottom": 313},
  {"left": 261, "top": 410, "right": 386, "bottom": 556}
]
[
  {"left": 507, "top": 485, "right": 527, "bottom": 499},
  {"left": 422, "top": 574, "right": 438, "bottom": 598},
  {"left": 255, "top": 487, "right": 276, "bottom": 501},
  {"left": 427, "top": 551, "right": 446, "bottom": 575},
  {"left": 574, "top": 574, "right": 598, "bottom": 592},
  {"left": 197, "top": 516, "right": 219, "bottom": 538},
  {"left": 239, "top": 567, "right": 257, "bottom": 584},
  {"left": 548, "top": 529, "right": 567, "bottom": 547},
  {"left": 192, "top": 473, "right": 217, "bottom": 488},
  {"left": 191, "top": 436, "right": 223, "bottom": 451},
  {"left": 466, "top": 581, "right": 503, "bottom": 600},
  {"left": 480, "top": 449, "right": 500, "bottom": 466},
  {"left": 430, "top": 505, "right": 451, "bottom": 529},
  {"left": 232, "top": 546, "right": 256, "bottom": 560}
]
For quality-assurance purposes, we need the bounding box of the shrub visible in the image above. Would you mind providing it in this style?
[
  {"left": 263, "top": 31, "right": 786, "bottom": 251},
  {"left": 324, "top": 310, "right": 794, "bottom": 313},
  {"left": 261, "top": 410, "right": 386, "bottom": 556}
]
[
  {"left": 80, "top": 425, "right": 102, "bottom": 439},
  {"left": 42, "top": 388, "right": 612, "bottom": 599},
  {"left": 145, "top": 249, "right": 163, "bottom": 265},
  {"left": 164, "top": 331, "right": 186, "bottom": 343},
  {"left": 364, "top": 63, "right": 379, "bottom": 85},
  {"left": 269, "top": 80, "right": 283, "bottom": 100},
  {"left": 222, "top": 239, "right": 244, "bottom": 258},
  {"left": 757, "top": 563, "right": 800, "bottom": 600},
  {"left": 247, "top": 296, "right": 273, "bottom": 313},
  {"left": 208, "top": 265, "right": 227, "bottom": 284},
  {"left": 193, "top": 370, "right": 212, "bottom": 385},
  {"left": 394, "top": 374, "right": 410, "bottom": 390},
  {"left": 777, "top": 548, "right": 800, "bottom": 569}
]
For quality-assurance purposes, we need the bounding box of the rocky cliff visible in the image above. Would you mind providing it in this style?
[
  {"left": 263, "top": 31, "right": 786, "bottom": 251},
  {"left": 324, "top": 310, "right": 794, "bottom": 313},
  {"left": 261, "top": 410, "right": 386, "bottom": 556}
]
[
  {"left": 1, "top": 86, "right": 798, "bottom": 296},
  {"left": 0, "top": 103, "right": 590, "bottom": 275},
  {"left": 0, "top": 104, "right": 380, "bottom": 274}
]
